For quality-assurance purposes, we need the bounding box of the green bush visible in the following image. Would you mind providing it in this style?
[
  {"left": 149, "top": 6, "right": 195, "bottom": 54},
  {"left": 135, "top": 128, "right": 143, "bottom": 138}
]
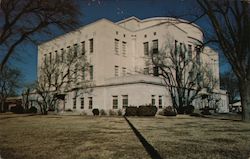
[
  {"left": 27, "top": 106, "right": 37, "bottom": 114},
  {"left": 92, "top": 109, "right": 99, "bottom": 116},
  {"left": 109, "top": 109, "right": 117, "bottom": 116},
  {"left": 100, "top": 109, "right": 107, "bottom": 116},
  {"left": 117, "top": 109, "right": 123, "bottom": 116},
  {"left": 164, "top": 106, "right": 177, "bottom": 116},
  {"left": 184, "top": 105, "right": 195, "bottom": 114},
  {"left": 137, "top": 105, "right": 157, "bottom": 116},
  {"left": 125, "top": 106, "right": 138, "bottom": 116},
  {"left": 10, "top": 105, "right": 24, "bottom": 114},
  {"left": 200, "top": 107, "right": 212, "bottom": 115}
]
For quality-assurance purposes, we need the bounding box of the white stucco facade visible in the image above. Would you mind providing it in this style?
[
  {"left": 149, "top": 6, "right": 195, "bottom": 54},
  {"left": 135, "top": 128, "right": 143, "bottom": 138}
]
[{"left": 37, "top": 16, "right": 229, "bottom": 114}]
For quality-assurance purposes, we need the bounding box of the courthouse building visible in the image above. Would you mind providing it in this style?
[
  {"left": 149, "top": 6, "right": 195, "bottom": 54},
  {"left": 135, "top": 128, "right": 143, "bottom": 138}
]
[{"left": 37, "top": 16, "right": 229, "bottom": 114}]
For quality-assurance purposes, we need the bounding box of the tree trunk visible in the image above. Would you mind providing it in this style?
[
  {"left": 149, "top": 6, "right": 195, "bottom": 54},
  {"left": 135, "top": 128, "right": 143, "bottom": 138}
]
[
  {"left": 240, "top": 80, "right": 250, "bottom": 121},
  {"left": 0, "top": 101, "right": 4, "bottom": 112}
]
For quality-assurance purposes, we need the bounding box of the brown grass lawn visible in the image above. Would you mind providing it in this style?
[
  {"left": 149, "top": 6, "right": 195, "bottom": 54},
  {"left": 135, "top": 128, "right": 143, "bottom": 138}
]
[{"left": 0, "top": 114, "right": 250, "bottom": 159}]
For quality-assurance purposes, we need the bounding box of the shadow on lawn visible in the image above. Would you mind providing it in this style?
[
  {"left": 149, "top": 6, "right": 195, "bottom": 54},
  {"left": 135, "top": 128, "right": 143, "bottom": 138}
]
[{"left": 124, "top": 116, "right": 162, "bottom": 159}]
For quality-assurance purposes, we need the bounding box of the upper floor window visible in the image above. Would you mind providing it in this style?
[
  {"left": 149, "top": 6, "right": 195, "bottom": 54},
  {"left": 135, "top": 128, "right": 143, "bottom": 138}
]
[
  {"left": 44, "top": 54, "right": 47, "bottom": 65},
  {"left": 152, "top": 40, "right": 158, "bottom": 54},
  {"left": 115, "top": 65, "right": 119, "bottom": 77},
  {"left": 49, "top": 52, "right": 52, "bottom": 64},
  {"left": 122, "top": 41, "right": 126, "bottom": 56},
  {"left": 115, "top": 39, "right": 119, "bottom": 55},
  {"left": 55, "top": 50, "right": 58, "bottom": 62},
  {"left": 122, "top": 67, "right": 126, "bottom": 76},
  {"left": 143, "top": 42, "right": 149, "bottom": 55},
  {"left": 113, "top": 96, "right": 118, "bottom": 109},
  {"left": 89, "top": 39, "right": 93, "bottom": 53},
  {"left": 73, "top": 98, "right": 76, "bottom": 109},
  {"left": 116, "top": 31, "right": 119, "bottom": 35},
  {"left": 73, "top": 44, "right": 78, "bottom": 57},
  {"left": 61, "top": 48, "right": 64, "bottom": 62},
  {"left": 81, "top": 41, "right": 85, "bottom": 55},
  {"left": 188, "top": 44, "right": 192, "bottom": 60},
  {"left": 195, "top": 46, "right": 201, "bottom": 64},
  {"left": 89, "top": 65, "right": 93, "bottom": 80},
  {"left": 122, "top": 95, "right": 128, "bottom": 108},
  {"left": 154, "top": 32, "right": 157, "bottom": 36}
]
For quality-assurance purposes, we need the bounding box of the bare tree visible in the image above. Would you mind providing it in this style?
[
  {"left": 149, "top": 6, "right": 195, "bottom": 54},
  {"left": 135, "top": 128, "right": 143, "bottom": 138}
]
[
  {"left": 0, "top": 0, "right": 80, "bottom": 69},
  {"left": 0, "top": 66, "right": 22, "bottom": 112},
  {"left": 220, "top": 71, "right": 239, "bottom": 104},
  {"left": 35, "top": 46, "right": 91, "bottom": 115},
  {"left": 194, "top": 0, "right": 250, "bottom": 120},
  {"left": 149, "top": 38, "right": 218, "bottom": 114}
]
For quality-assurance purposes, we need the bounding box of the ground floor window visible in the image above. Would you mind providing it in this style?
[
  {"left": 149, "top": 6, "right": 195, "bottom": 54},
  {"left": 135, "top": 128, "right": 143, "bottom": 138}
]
[
  {"left": 88, "top": 97, "right": 93, "bottom": 109},
  {"left": 159, "top": 96, "right": 162, "bottom": 108},
  {"left": 122, "top": 95, "right": 128, "bottom": 108},
  {"left": 73, "top": 98, "right": 76, "bottom": 109},
  {"left": 81, "top": 98, "right": 84, "bottom": 109},
  {"left": 151, "top": 95, "right": 155, "bottom": 106},
  {"left": 113, "top": 96, "right": 118, "bottom": 109}
]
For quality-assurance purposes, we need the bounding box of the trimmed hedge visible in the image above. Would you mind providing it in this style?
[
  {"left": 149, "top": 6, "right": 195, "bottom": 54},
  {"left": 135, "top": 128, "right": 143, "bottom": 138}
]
[
  {"left": 163, "top": 106, "right": 177, "bottom": 116},
  {"left": 184, "top": 105, "right": 195, "bottom": 114},
  {"left": 92, "top": 108, "right": 99, "bottom": 116},
  {"left": 27, "top": 106, "right": 37, "bottom": 114},
  {"left": 125, "top": 106, "right": 138, "bottom": 116},
  {"left": 10, "top": 105, "right": 24, "bottom": 114},
  {"left": 137, "top": 106, "right": 157, "bottom": 116}
]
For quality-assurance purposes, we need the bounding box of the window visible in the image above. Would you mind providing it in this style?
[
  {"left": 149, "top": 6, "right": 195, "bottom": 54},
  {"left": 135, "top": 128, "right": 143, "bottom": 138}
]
[
  {"left": 144, "top": 67, "right": 149, "bottom": 74},
  {"left": 49, "top": 52, "right": 52, "bottom": 64},
  {"left": 122, "top": 67, "right": 126, "bottom": 76},
  {"left": 196, "top": 46, "right": 201, "bottom": 64},
  {"left": 151, "top": 95, "right": 155, "bottom": 106},
  {"left": 152, "top": 40, "right": 158, "bottom": 54},
  {"left": 116, "top": 31, "right": 118, "bottom": 35},
  {"left": 44, "top": 54, "right": 47, "bottom": 65},
  {"left": 159, "top": 96, "right": 162, "bottom": 108},
  {"left": 143, "top": 42, "right": 149, "bottom": 55},
  {"left": 81, "top": 98, "right": 84, "bottom": 109},
  {"left": 82, "top": 67, "right": 85, "bottom": 80},
  {"left": 122, "top": 95, "right": 128, "bottom": 108},
  {"left": 153, "top": 66, "right": 159, "bottom": 76},
  {"left": 175, "top": 40, "right": 178, "bottom": 53},
  {"left": 154, "top": 32, "right": 156, "bottom": 35},
  {"left": 144, "top": 34, "right": 147, "bottom": 38},
  {"left": 122, "top": 41, "right": 126, "bottom": 56},
  {"left": 74, "top": 44, "right": 78, "bottom": 57},
  {"left": 115, "top": 39, "right": 119, "bottom": 54},
  {"left": 123, "top": 34, "right": 126, "bottom": 37},
  {"left": 55, "top": 50, "right": 58, "bottom": 62},
  {"left": 115, "top": 66, "right": 119, "bottom": 77},
  {"left": 113, "top": 96, "right": 118, "bottom": 109},
  {"left": 89, "top": 39, "right": 93, "bottom": 53},
  {"left": 188, "top": 44, "right": 192, "bottom": 60},
  {"left": 89, "top": 65, "right": 93, "bottom": 80},
  {"left": 73, "top": 98, "right": 76, "bottom": 109},
  {"left": 88, "top": 97, "right": 93, "bottom": 109},
  {"left": 61, "top": 49, "right": 64, "bottom": 62},
  {"left": 81, "top": 41, "right": 85, "bottom": 55}
]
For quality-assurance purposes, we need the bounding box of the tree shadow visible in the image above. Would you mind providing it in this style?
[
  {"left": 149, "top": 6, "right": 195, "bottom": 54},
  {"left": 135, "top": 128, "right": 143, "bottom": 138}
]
[{"left": 124, "top": 116, "right": 162, "bottom": 159}]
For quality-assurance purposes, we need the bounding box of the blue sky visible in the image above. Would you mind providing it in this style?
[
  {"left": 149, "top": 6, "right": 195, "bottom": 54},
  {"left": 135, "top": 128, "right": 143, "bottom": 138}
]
[{"left": 9, "top": 0, "right": 230, "bottom": 85}]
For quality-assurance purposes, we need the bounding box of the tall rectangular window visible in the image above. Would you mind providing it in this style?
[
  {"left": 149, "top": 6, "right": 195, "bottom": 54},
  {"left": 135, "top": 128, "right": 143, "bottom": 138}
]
[
  {"left": 44, "top": 54, "right": 47, "bottom": 65},
  {"left": 122, "top": 41, "right": 126, "bottom": 56},
  {"left": 89, "top": 65, "right": 93, "bottom": 80},
  {"left": 81, "top": 41, "right": 85, "bottom": 55},
  {"left": 80, "top": 98, "right": 84, "bottom": 109},
  {"left": 89, "top": 39, "right": 93, "bottom": 53},
  {"left": 151, "top": 95, "right": 155, "bottom": 106},
  {"left": 73, "top": 98, "right": 76, "bottom": 109},
  {"left": 143, "top": 42, "right": 149, "bottom": 55},
  {"left": 49, "top": 52, "right": 52, "bottom": 64},
  {"left": 144, "top": 67, "right": 149, "bottom": 74},
  {"left": 188, "top": 44, "right": 192, "bottom": 60},
  {"left": 122, "top": 67, "right": 126, "bottom": 76},
  {"left": 61, "top": 49, "right": 64, "bottom": 62},
  {"left": 74, "top": 44, "right": 78, "bottom": 57},
  {"left": 115, "top": 39, "right": 119, "bottom": 54},
  {"left": 88, "top": 97, "right": 93, "bottom": 109},
  {"left": 113, "top": 96, "right": 118, "bottom": 109},
  {"left": 196, "top": 46, "right": 201, "bottom": 64},
  {"left": 115, "top": 66, "right": 119, "bottom": 77},
  {"left": 122, "top": 95, "right": 128, "bottom": 108},
  {"left": 152, "top": 40, "right": 158, "bottom": 54},
  {"left": 159, "top": 96, "right": 162, "bottom": 108},
  {"left": 82, "top": 67, "right": 85, "bottom": 80},
  {"left": 55, "top": 50, "right": 58, "bottom": 62}
]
